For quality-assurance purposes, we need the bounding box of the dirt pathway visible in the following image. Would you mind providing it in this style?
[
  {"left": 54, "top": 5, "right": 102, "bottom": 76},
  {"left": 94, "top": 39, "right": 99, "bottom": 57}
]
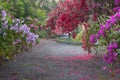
[{"left": 0, "top": 39, "right": 120, "bottom": 80}]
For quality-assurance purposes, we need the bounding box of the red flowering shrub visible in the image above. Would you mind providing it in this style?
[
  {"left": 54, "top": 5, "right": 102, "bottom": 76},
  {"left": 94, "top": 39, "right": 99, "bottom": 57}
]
[
  {"left": 46, "top": 0, "right": 90, "bottom": 34},
  {"left": 81, "top": 23, "right": 91, "bottom": 53},
  {"left": 46, "top": 0, "right": 93, "bottom": 52}
]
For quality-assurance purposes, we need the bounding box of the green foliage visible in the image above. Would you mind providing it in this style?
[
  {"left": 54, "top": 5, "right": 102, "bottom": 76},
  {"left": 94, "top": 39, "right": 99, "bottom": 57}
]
[
  {"left": 39, "top": 30, "right": 48, "bottom": 38},
  {"left": 0, "top": 0, "right": 47, "bottom": 23},
  {"left": 12, "top": 0, "right": 25, "bottom": 18},
  {"left": 74, "top": 30, "right": 83, "bottom": 42},
  {"left": 0, "top": 10, "right": 39, "bottom": 63},
  {"left": 57, "top": 37, "right": 82, "bottom": 45},
  {"left": 0, "top": 0, "right": 56, "bottom": 63},
  {"left": 36, "top": 9, "right": 47, "bottom": 24},
  {"left": 0, "top": 28, "right": 26, "bottom": 61}
]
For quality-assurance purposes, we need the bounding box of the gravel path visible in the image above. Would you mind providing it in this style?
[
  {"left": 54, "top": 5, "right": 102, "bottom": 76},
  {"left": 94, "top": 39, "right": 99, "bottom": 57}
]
[{"left": 0, "top": 39, "right": 120, "bottom": 80}]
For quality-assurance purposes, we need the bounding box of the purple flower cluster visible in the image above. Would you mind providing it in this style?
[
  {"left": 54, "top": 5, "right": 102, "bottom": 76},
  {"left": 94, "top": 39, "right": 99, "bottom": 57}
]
[
  {"left": 19, "top": 24, "right": 38, "bottom": 46},
  {"left": 89, "top": 34, "right": 97, "bottom": 43},
  {"left": 104, "top": 42, "right": 118, "bottom": 64},
  {"left": 113, "top": 7, "right": 120, "bottom": 12},
  {"left": 1, "top": 10, "right": 8, "bottom": 28},
  {"left": 1, "top": 10, "right": 7, "bottom": 17},
  {"left": 89, "top": 24, "right": 106, "bottom": 44},
  {"left": 10, "top": 19, "right": 39, "bottom": 46},
  {"left": 103, "top": 52, "right": 118, "bottom": 64},
  {"left": 13, "top": 19, "right": 20, "bottom": 24},
  {"left": 90, "top": 9, "right": 120, "bottom": 64},
  {"left": 26, "top": 32, "right": 39, "bottom": 46},
  {"left": 107, "top": 42, "right": 118, "bottom": 53},
  {"left": 0, "top": 11, "right": 39, "bottom": 46},
  {"left": 12, "top": 39, "right": 21, "bottom": 45},
  {"left": 98, "top": 24, "right": 106, "bottom": 37},
  {"left": 114, "top": 0, "right": 120, "bottom": 6},
  {"left": 90, "top": 10, "right": 120, "bottom": 44},
  {"left": 11, "top": 23, "right": 38, "bottom": 46},
  {"left": 10, "top": 23, "right": 20, "bottom": 32},
  {"left": 20, "top": 24, "right": 30, "bottom": 34}
]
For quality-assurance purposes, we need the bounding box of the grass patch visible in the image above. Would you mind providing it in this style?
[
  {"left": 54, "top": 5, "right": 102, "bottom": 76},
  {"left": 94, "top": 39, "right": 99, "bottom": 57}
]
[{"left": 56, "top": 37, "right": 82, "bottom": 45}]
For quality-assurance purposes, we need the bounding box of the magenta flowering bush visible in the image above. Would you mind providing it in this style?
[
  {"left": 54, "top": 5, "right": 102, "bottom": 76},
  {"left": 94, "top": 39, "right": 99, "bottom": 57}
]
[
  {"left": 104, "top": 42, "right": 118, "bottom": 64},
  {"left": 114, "top": 0, "right": 120, "bottom": 6},
  {"left": 90, "top": 8, "right": 120, "bottom": 64},
  {"left": 89, "top": 34, "right": 97, "bottom": 43}
]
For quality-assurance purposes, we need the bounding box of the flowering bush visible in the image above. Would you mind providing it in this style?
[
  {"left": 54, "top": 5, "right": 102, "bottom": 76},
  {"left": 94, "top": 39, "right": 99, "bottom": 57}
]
[
  {"left": 46, "top": 0, "right": 90, "bottom": 36},
  {"left": 81, "top": 23, "right": 92, "bottom": 53},
  {"left": 89, "top": 0, "right": 120, "bottom": 66},
  {"left": 0, "top": 10, "right": 39, "bottom": 62},
  {"left": 25, "top": 17, "right": 49, "bottom": 38}
]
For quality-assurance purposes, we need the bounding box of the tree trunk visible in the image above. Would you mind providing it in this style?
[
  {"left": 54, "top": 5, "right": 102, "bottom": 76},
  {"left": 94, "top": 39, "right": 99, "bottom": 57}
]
[{"left": 68, "top": 33, "right": 71, "bottom": 41}]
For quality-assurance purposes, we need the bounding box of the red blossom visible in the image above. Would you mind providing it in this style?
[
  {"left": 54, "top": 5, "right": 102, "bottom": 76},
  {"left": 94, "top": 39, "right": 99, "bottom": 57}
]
[
  {"left": 46, "top": 0, "right": 90, "bottom": 34},
  {"left": 46, "top": 0, "right": 93, "bottom": 53}
]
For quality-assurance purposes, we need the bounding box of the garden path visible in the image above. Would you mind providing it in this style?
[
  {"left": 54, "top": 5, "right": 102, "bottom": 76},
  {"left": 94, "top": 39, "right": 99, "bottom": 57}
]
[{"left": 0, "top": 39, "right": 120, "bottom": 80}]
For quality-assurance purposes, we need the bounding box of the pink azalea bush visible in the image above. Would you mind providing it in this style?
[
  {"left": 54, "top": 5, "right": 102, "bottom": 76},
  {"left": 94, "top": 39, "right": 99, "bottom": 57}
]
[{"left": 89, "top": 0, "right": 120, "bottom": 71}]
